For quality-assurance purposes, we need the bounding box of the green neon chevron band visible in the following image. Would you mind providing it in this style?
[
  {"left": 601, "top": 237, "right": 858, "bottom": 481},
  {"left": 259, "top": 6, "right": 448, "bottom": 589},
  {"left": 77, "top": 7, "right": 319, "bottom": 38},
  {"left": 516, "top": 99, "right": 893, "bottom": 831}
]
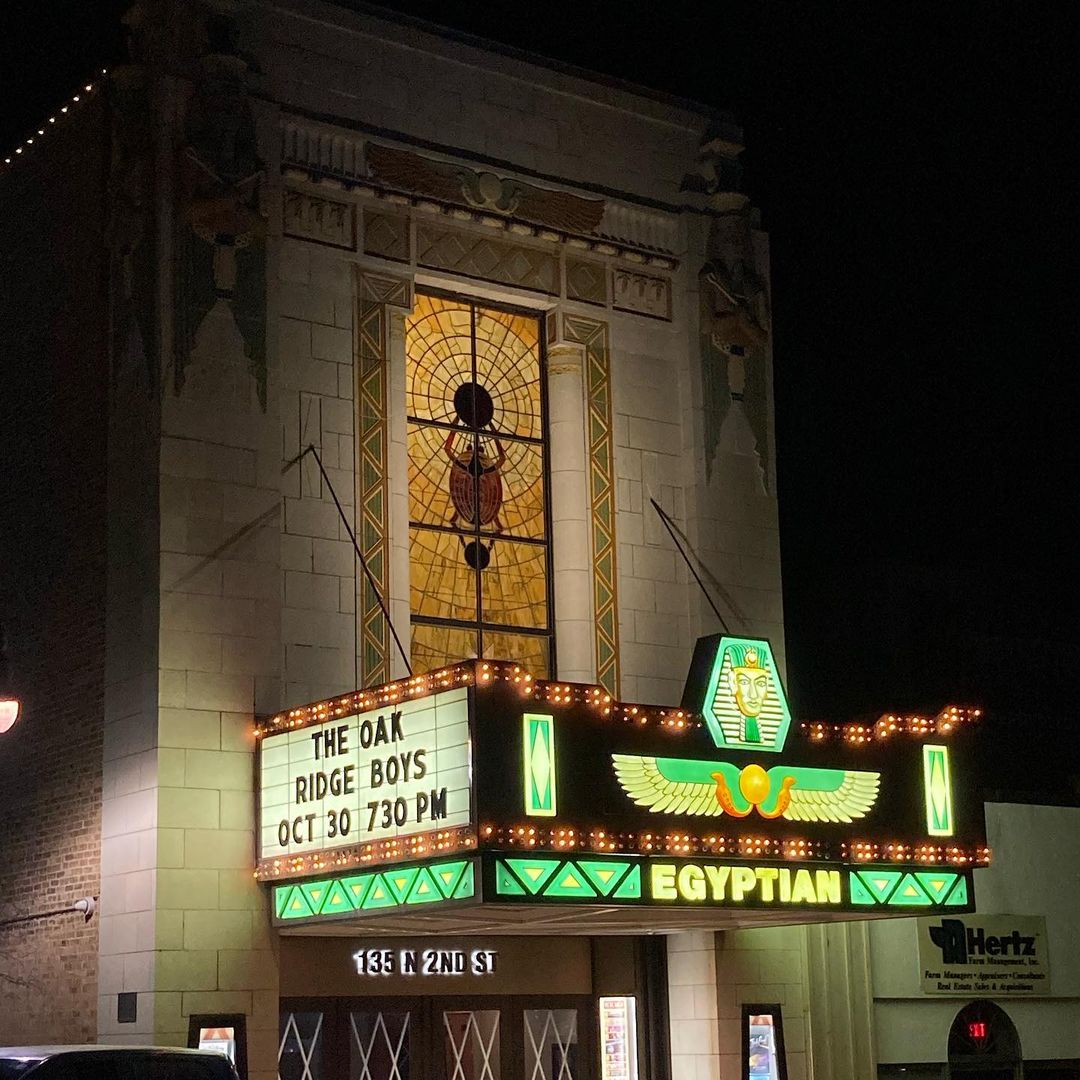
[
  {"left": 848, "top": 867, "right": 970, "bottom": 909},
  {"left": 274, "top": 859, "right": 475, "bottom": 922},
  {"left": 494, "top": 856, "right": 641, "bottom": 901}
]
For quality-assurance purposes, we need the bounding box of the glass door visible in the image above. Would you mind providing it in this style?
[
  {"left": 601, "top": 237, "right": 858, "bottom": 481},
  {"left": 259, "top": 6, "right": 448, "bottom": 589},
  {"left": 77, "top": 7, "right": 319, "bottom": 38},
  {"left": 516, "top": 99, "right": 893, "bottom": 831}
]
[
  {"left": 349, "top": 1010, "right": 412, "bottom": 1080},
  {"left": 442, "top": 1009, "right": 502, "bottom": 1080},
  {"left": 280, "top": 995, "right": 592, "bottom": 1080},
  {"left": 523, "top": 1008, "right": 580, "bottom": 1080}
]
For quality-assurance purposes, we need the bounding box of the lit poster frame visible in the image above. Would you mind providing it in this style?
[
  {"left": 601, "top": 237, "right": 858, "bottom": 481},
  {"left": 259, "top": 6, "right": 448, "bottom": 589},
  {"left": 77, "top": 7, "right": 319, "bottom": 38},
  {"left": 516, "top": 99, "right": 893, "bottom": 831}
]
[{"left": 741, "top": 1004, "right": 787, "bottom": 1080}]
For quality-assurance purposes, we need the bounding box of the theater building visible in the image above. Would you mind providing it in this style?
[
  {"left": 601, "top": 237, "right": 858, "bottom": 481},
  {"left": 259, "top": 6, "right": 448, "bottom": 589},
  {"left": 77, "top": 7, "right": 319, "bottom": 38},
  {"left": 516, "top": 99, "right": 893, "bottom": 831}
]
[{"left": 2, "top": 3, "right": 1069, "bottom": 1080}]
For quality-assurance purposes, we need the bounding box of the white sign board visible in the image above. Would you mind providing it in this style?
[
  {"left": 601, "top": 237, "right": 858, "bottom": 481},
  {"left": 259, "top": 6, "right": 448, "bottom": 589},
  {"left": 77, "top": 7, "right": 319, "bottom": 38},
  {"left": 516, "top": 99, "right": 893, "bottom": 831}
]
[
  {"left": 918, "top": 913, "right": 1050, "bottom": 996},
  {"left": 599, "top": 997, "right": 638, "bottom": 1080},
  {"left": 258, "top": 687, "right": 471, "bottom": 859}
]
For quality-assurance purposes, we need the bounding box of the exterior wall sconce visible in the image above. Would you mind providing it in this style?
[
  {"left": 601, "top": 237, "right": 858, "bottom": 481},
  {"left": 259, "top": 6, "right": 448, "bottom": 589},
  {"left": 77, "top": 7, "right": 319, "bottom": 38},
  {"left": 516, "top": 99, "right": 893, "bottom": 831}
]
[
  {"left": 0, "top": 622, "right": 19, "bottom": 733},
  {"left": 0, "top": 697, "right": 20, "bottom": 734}
]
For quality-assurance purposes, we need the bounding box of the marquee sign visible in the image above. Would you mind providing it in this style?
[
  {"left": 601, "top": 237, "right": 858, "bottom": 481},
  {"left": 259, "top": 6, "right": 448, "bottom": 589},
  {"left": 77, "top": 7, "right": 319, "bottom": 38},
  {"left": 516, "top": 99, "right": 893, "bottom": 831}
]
[
  {"left": 257, "top": 636, "right": 988, "bottom": 928},
  {"left": 258, "top": 687, "right": 471, "bottom": 863}
]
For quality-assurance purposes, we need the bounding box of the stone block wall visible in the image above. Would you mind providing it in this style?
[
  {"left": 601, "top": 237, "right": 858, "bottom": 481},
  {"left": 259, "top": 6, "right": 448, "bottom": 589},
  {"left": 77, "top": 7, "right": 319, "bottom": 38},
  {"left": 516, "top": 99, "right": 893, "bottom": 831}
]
[
  {"left": 611, "top": 312, "right": 694, "bottom": 704},
  {"left": 277, "top": 236, "right": 361, "bottom": 704},
  {"left": 253, "top": 0, "right": 703, "bottom": 205},
  {"left": 668, "top": 926, "right": 814, "bottom": 1080},
  {"left": 716, "top": 927, "right": 811, "bottom": 1080},
  {"left": 0, "top": 98, "right": 110, "bottom": 1044}
]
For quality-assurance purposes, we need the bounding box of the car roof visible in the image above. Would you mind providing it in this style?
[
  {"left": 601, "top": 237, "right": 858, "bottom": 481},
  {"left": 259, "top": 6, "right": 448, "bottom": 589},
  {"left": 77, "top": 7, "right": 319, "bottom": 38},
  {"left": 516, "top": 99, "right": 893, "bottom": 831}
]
[{"left": 0, "top": 1048, "right": 223, "bottom": 1057}]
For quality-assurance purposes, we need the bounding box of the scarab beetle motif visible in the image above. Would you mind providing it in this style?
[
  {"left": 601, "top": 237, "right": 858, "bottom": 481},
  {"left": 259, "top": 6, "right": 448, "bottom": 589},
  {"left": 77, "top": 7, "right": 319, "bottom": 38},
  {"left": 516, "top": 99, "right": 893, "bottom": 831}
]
[
  {"left": 443, "top": 381, "right": 506, "bottom": 570},
  {"left": 444, "top": 430, "right": 505, "bottom": 531}
]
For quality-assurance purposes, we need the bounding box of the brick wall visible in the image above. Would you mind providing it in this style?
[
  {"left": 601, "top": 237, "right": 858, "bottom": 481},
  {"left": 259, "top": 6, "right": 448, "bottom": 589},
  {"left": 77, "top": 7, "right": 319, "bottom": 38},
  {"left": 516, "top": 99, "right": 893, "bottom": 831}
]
[{"left": 0, "top": 98, "right": 110, "bottom": 1043}]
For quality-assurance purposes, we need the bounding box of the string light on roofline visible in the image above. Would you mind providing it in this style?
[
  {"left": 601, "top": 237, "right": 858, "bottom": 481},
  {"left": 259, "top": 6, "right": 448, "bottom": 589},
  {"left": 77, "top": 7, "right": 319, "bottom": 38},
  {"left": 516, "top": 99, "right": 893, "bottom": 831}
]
[{"left": 0, "top": 71, "right": 107, "bottom": 175}]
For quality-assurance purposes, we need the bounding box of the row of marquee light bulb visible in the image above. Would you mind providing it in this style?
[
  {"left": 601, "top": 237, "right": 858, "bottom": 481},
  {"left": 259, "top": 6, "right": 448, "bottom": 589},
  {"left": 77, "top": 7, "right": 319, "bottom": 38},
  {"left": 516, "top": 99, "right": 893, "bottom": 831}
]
[
  {"left": 261, "top": 826, "right": 479, "bottom": 879},
  {"left": 1, "top": 74, "right": 106, "bottom": 171},
  {"left": 482, "top": 826, "right": 988, "bottom": 866},
  {"left": 256, "top": 659, "right": 981, "bottom": 744},
  {"left": 802, "top": 705, "right": 982, "bottom": 744},
  {"left": 256, "top": 662, "right": 701, "bottom": 737},
  {"left": 258, "top": 823, "right": 990, "bottom": 880}
]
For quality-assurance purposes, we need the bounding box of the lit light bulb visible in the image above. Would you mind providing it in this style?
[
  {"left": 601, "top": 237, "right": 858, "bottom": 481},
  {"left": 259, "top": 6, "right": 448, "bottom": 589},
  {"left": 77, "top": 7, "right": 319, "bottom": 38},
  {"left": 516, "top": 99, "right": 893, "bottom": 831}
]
[{"left": 0, "top": 698, "right": 20, "bottom": 734}]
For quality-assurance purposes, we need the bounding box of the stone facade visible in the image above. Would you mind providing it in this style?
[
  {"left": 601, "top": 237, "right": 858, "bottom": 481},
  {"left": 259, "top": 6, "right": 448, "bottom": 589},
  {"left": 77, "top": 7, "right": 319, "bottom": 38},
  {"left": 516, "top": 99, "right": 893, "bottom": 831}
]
[
  {"left": 1, "top": 3, "right": 785, "bottom": 1078},
  {"left": 0, "top": 98, "right": 110, "bottom": 1043}
]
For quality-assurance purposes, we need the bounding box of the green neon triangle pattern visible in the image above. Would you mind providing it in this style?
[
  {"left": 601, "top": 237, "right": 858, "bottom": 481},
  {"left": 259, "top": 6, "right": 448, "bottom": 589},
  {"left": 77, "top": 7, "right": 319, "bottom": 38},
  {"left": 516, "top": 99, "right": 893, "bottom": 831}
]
[
  {"left": 433, "top": 861, "right": 467, "bottom": 899},
  {"left": 945, "top": 877, "right": 969, "bottom": 906},
  {"left": 577, "top": 859, "right": 630, "bottom": 897},
  {"left": 361, "top": 875, "right": 399, "bottom": 910},
  {"left": 612, "top": 865, "right": 642, "bottom": 899},
  {"left": 504, "top": 858, "right": 561, "bottom": 895},
  {"left": 300, "top": 881, "right": 330, "bottom": 914},
  {"left": 495, "top": 862, "right": 527, "bottom": 895},
  {"left": 405, "top": 868, "right": 438, "bottom": 905},
  {"left": 848, "top": 874, "right": 877, "bottom": 905},
  {"left": 341, "top": 875, "right": 374, "bottom": 908},
  {"left": 543, "top": 863, "right": 598, "bottom": 898},
  {"left": 321, "top": 879, "right": 354, "bottom": 914},
  {"left": 454, "top": 862, "right": 475, "bottom": 899},
  {"left": 383, "top": 866, "right": 420, "bottom": 904},
  {"left": 915, "top": 872, "right": 958, "bottom": 903},
  {"left": 279, "top": 886, "right": 314, "bottom": 920},
  {"left": 889, "top": 873, "right": 932, "bottom": 906},
  {"left": 861, "top": 870, "right": 903, "bottom": 903}
]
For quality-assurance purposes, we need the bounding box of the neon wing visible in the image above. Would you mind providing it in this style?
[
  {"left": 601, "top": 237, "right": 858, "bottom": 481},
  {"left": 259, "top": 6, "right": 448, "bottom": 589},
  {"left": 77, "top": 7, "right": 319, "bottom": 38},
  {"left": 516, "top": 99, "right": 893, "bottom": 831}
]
[
  {"left": 611, "top": 755, "right": 740, "bottom": 816},
  {"left": 772, "top": 766, "right": 881, "bottom": 823}
]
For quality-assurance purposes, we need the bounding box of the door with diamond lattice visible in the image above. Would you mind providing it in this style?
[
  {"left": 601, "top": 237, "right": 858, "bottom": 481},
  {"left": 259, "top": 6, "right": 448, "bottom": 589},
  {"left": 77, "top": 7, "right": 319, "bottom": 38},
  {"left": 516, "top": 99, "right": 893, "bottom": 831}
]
[{"left": 280, "top": 995, "right": 593, "bottom": 1080}]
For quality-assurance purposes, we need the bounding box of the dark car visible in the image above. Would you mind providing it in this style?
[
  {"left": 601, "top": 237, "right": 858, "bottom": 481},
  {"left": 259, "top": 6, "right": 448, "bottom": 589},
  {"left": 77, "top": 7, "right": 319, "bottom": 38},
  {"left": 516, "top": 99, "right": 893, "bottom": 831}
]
[{"left": 0, "top": 1047, "right": 240, "bottom": 1080}]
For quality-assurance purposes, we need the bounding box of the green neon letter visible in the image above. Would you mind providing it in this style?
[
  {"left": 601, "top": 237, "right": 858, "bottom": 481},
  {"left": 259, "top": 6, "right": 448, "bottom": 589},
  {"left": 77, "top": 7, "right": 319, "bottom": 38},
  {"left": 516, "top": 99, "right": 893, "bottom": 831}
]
[
  {"left": 923, "top": 744, "right": 954, "bottom": 836},
  {"left": 523, "top": 713, "right": 557, "bottom": 817}
]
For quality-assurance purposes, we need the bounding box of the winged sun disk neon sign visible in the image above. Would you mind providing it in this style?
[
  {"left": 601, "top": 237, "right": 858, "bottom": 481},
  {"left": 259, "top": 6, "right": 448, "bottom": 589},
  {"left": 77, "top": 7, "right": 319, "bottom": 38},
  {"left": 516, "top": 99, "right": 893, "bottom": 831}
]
[{"left": 612, "top": 636, "right": 882, "bottom": 822}]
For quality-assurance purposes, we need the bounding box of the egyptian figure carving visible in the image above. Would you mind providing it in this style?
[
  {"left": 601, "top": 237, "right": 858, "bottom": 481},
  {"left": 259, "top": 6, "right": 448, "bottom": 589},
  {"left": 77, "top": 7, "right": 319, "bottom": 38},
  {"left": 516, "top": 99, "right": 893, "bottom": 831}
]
[
  {"left": 174, "top": 5, "right": 267, "bottom": 407},
  {"left": 688, "top": 118, "right": 773, "bottom": 485},
  {"left": 106, "top": 64, "right": 157, "bottom": 391}
]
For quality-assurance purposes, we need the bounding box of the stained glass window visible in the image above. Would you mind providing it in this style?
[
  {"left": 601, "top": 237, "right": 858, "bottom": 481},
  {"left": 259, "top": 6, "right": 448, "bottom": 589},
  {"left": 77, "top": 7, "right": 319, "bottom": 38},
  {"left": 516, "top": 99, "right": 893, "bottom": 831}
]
[{"left": 406, "top": 292, "right": 551, "bottom": 676}]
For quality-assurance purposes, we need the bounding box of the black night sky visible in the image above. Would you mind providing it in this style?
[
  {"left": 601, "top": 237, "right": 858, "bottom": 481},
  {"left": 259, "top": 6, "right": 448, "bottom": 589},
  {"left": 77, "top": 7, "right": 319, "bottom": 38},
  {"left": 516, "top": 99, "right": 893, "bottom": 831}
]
[{"left": 2, "top": 3, "right": 1076, "bottom": 794}]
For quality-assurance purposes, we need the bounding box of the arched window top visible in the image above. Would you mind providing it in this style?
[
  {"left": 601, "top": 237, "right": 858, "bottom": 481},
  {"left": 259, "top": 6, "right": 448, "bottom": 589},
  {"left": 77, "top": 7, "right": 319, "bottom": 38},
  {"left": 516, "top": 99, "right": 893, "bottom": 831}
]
[{"left": 948, "top": 1000, "right": 1021, "bottom": 1064}]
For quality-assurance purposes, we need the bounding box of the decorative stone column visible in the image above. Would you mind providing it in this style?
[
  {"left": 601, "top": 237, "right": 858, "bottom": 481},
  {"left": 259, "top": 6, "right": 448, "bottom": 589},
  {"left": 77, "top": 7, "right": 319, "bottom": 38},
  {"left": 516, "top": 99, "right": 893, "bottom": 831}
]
[
  {"left": 804, "top": 921, "right": 877, "bottom": 1079},
  {"left": 667, "top": 931, "right": 721, "bottom": 1080},
  {"left": 547, "top": 341, "right": 595, "bottom": 683}
]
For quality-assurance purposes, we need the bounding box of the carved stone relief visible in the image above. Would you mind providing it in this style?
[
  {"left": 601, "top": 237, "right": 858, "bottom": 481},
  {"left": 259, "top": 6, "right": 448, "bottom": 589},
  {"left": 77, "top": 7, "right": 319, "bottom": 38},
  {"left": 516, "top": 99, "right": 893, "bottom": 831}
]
[
  {"left": 699, "top": 210, "right": 772, "bottom": 487},
  {"left": 283, "top": 190, "right": 355, "bottom": 249},
  {"left": 174, "top": 10, "right": 267, "bottom": 409},
  {"left": 612, "top": 268, "right": 671, "bottom": 320},
  {"left": 366, "top": 142, "right": 604, "bottom": 234},
  {"left": 106, "top": 63, "right": 156, "bottom": 394},
  {"left": 565, "top": 258, "right": 607, "bottom": 305},
  {"left": 362, "top": 210, "right": 410, "bottom": 262},
  {"left": 415, "top": 223, "right": 559, "bottom": 295}
]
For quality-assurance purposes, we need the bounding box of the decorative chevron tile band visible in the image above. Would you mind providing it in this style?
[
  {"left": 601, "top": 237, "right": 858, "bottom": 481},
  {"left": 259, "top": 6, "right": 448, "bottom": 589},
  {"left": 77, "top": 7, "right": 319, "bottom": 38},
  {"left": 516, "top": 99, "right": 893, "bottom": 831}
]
[
  {"left": 848, "top": 866, "right": 969, "bottom": 907},
  {"left": 494, "top": 856, "right": 642, "bottom": 900},
  {"left": 274, "top": 858, "right": 475, "bottom": 922}
]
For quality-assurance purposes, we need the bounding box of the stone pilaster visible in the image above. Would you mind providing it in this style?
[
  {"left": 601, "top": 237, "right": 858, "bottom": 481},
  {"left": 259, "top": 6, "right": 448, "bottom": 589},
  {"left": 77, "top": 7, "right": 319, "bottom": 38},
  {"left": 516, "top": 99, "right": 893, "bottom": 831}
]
[
  {"left": 804, "top": 922, "right": 877, "bottom": 1080},
  {"left": 547, "top": 341, "right": 595, "bottom": 682}
]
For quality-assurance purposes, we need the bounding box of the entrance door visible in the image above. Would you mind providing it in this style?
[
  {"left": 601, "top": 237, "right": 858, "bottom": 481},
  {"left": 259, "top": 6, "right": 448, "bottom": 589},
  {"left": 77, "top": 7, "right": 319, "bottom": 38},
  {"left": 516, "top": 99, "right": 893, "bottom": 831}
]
[{"left": 281, "top": 996, "right": 594, "bottom": 1080}]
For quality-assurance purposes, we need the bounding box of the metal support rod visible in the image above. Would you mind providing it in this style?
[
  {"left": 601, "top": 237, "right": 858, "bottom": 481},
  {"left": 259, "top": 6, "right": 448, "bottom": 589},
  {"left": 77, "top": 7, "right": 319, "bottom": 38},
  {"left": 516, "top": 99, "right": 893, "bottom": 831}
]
[
  {"left": 649, "top": 497, "right": 730, "bottom": 634},
  {"left": 301, "top": 444, "right": 413, "bottom": 677}
]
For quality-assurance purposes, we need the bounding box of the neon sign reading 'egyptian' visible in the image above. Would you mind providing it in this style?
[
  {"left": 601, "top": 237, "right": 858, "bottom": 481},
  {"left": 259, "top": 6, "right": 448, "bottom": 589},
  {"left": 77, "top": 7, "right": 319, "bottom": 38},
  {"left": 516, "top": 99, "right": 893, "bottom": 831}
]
[{"left": 651, "top": 863, "right": 842, "bottom": 905}]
